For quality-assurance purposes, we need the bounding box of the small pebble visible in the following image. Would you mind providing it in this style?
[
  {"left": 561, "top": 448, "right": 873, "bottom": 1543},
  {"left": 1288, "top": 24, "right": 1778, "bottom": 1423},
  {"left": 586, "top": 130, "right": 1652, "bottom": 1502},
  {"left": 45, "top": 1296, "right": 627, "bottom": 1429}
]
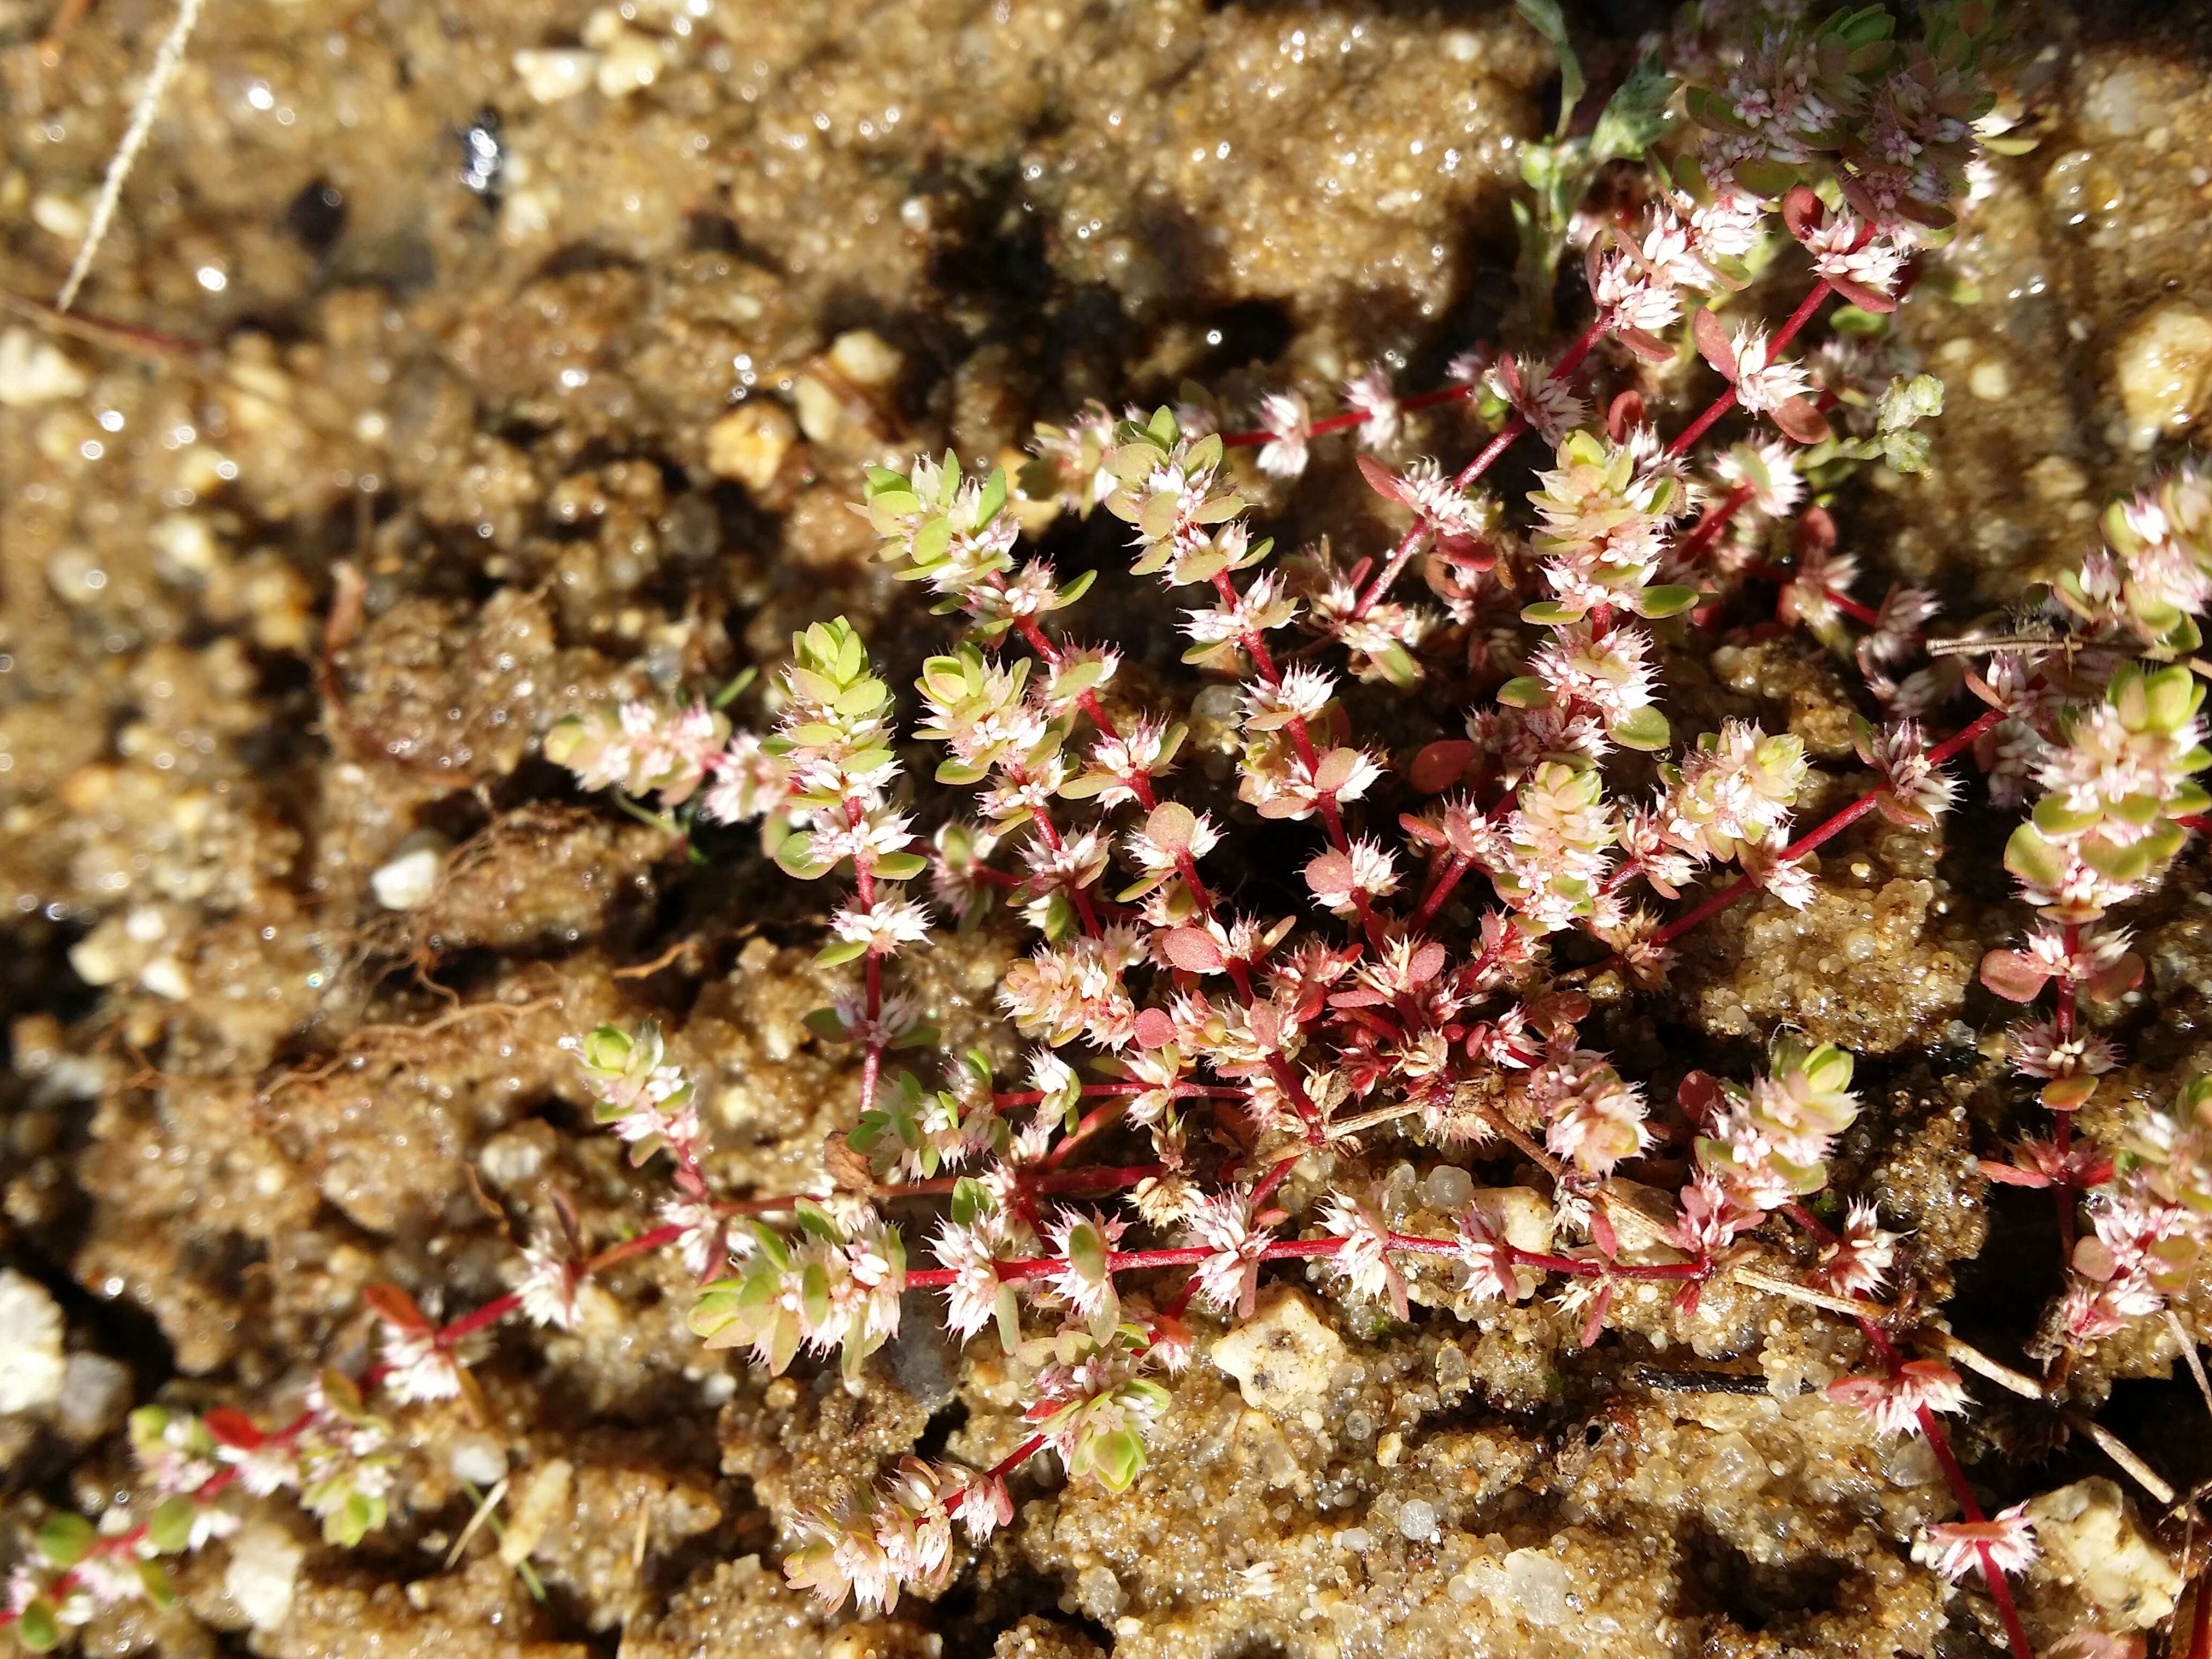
[
  {"left": 450, "top": 1435, "right": 507, "bottom": 1486},
  {"left": 225, "top": 1524, "right": 305, "bottom": 1631},
  {"left": 371, "top": 831, "right": 449, "bottom": 910},
  {"left": 1504, "top": 1548, "right": 1570, "bottom": 1626},
  {"left": 1398, "top": 1498, "right": 1439, "bottom": 1541},
  {"left": 513, "top": 48, "right": 597, "bottom": 104},
  {"left": 705, "top": 402, "right": 797, "bottom": 494},
  {"left": 56, "top": 1352, "right": 130, "bottom": 1439},
  {"left": 1421, "top": 1163, "right": 1474, "bottom": 1212},
  {"left": 0, "top": 328, "right": 88, "bottom": 408}
]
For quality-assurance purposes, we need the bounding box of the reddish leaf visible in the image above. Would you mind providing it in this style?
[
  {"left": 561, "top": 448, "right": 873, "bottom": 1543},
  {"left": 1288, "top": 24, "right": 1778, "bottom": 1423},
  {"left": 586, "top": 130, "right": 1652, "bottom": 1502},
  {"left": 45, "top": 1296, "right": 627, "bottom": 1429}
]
[
  {"left": 1692, "top": 308, "right": 1737, "bottom": 380},
  {"left": 1771, "top": 397, "right": 1832, "bottom": 445},
  {"left": 1304, "top": 850, "right": 1355, "bottom": 899},
  {"left": 1133, "top": 1007, "right": 1177, "bottom": 1050},
  {"left": 1837, "top": 174, "right": 1886, "bottom": 228},
  {"left": 1409, "top": 739, "right": 1475, "bottom": 794},
  {"left": 1605, "top": 389, "right": 1645, "bottom": 442},
  {"left": 1314, "top": 746, "right": 1364, "bottom": 794},
  {"left": 1677, "top": 1070, "right": 1725, "bottom": 1125},
  {"left": 2041, "top": 1075, "right": 2098, "bottom": 1112},
  {"left": 1588, "top": 1203, "right": 1621, "bottom": 1262},
  {"left": 362, "top": 1283, "right": 429, "bottom": 1332},
  {"left": 1977, "top": 948, "right": 2049, "bottom": 1004},
  {"left": 1827, "top": 274, "right": 1896, "bottom": 314},
  {"left": 1357, "top": 453, "right": 1408, "bottom": 506},
  {"left": 1524, "top": 990, "right": 1590, "bottom": 1037},
  {"left": 1616, "top": 327, "right": 1676, "bottom": 365},
  {"left": 2083, "top": 952, "right": 2145, "bottom": 1003},
  {"left": 1781, "top": 184, "right": 1825, "bottom": 243},
  {"left": 1144, "top": 801, "right": 1197, "bottom": 855},
  {"left": 1160, "top": 926, "right": 1224, "bottom": 974},
  {"left": 1978, "top": 1157, "right": 2052, "bottom": 1189},
  {"left": 1408, "top": 941, "right": 1447, "bottom": 985},
  {"left": 1793, "top": 504, "right": 1836, "bottom": 559},
  {"left": 201, "top": 1408, "right": 265, "bottom": 1451},
  {"left": 2071, "top": 1234, "right": 2118, "bottom": 1282}
]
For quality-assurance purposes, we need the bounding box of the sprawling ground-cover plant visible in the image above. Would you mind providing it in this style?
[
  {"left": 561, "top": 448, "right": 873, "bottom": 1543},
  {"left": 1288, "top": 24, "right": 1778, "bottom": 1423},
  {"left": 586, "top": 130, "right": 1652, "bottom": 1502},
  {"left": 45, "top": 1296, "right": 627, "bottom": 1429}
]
[{"left": 10, "top": 4, "right": 2210, "bottom": 1656}]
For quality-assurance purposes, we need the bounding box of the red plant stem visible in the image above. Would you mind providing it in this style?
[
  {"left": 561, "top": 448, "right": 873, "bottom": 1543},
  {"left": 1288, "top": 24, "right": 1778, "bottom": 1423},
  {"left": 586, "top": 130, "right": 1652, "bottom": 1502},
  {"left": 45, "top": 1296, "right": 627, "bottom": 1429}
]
[
  {"left": 1913, "top": 1401, "right": 2036, "bottom": 1659},
  {"left": 1925, "top": 705, "right": 2009, "bottom": 769},
  {"left": 1676, "top": 483, "right": 1757, "bottom": 567},
  {"left": 1349, "top": 520, "right": 1429, "bottom": 623},
  {"left": 1220, "top": 319, "right": 1611, "bottom": 457},
  {"left": 992, "top": 1082, "right": 1244, "bottom": 1109},
  {"left": 1647, "top": 792, "right": 1881, "bottom": 951},
  {"left": 1506, "top": 1249, "right": 1708, "bottom": 1281},
  {"left": 1644, "top": 705, "right": 2008, "bottom": 955},
  {"left": 1668, "top": 279, "right": 1834, "bottom": 459},
  {"left": 2180, "top": 813, "right": 2211, "bottom": 834},
  {"left": 1768, "top": 278, "right": 1837, "bottom": 357},
  {"left": 1247, "top": 1154, "right": 1300, "bottom": 1210},
  {"left": 1454, "top": 416, "right": 1528, "bottom": 489},
  {"left": 987, "top": 1432, "right": 1049, "bottom": 1482},
  {"left": 1032, "top": 1164, "right": 1164, "bottom": 1196},
  {"left": 1666, "top": 389, "right": 1737, "bottom": 461},
  {"left": 1341, "top": 320, "right": 1608, "bottom": 616},
  {"left": 1409, "top": 852, "right": 1473, "bottom": 932},
  {"left": 1741, "top": 561, "right": 1881, "bottom": 626},
  {"left": 1045, "top": 1096, "right": 1127, "bottom": 1169},
  {"left": 2189, "top": 1561, "right": 2212, "bottom": 1659},
  {"left": 1446, "top": 319, "right": 1610, "bottom": 491},
  {"left": 2052, "top": 921, "right": 2081, "bottom": 1259},
  {"left": 424, "top": 1155, "right": 1170, "bottom": 1351},
  {"left": 1221, "top": 385, "right": 1479, "bottom": 451},
  {"left": 1024, "top": 805, "right": 1105, "bottom": 937},
  {"left": 434, "top": 1221, "right": 690, "bottom": 1346},
  {"left": 1784, "top": 1211, "right": 2031, "bottom": 1659},
  {"left": 0, "top": 1408, "right": 320, "bottom": 1628},
  {"left": 907, "top": 1230, "right": 1705, "bottom": 1290}
]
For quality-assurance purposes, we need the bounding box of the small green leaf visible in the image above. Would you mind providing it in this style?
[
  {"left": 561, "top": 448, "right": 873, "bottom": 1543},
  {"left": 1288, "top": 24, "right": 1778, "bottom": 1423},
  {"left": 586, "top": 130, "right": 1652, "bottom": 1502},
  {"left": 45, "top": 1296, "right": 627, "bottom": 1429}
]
[
  {"left": 1513, "top": 0, "right": 1582, "bottom": 137},
  {"left": 1611, "top": 706, "right": 1672, "bottom": 751},
  {"left": 951, "top": 1176, "right": 992, "bottom": 1227},
  {"left": 148, "top": 1495, "right": 198, "bottom": 1555},
  {"left": 1085, "top": 1425, "right": 1147, "bottom": 1491},
  {"left": 874, "top": 851, "right": 930, "bottom": 881},
  {"left": 1828, "top": 304, "right": 1890, "bottom": 338},
  {"left": 2033, "top": 794, "right": 2102, "bottom": 838},
  {"left": 138, "top": 1559, "right": 177, "bottom": 1609},
  {"left": 1052, "top": 661, "right": 1107, "bottom": 703},
  {"left": 975, "top": 467, "right": 1008, "bottom": 528},
  {"left": 1638, "top": 584, "right": 1703, "bottom": 619},
  {"left": 771, "top": 830, "right": 829, "bottom": 881},
  {"left": 18, "top": 1600, "right": 60, "bottom": 1652},
  {"left": 37, "top": 1514, "right": 95, "bottom": 1569},
  {"left": 1589, "top": 53, "right": 1675, "bottom": 166},
  {"left": 709, "top": 665, "right": 758, "bottom": 711},
  {"left": 814, "top": 938, "right": 870, "bottom": 967},
  {"left": 1520, "top": 599, "right": 1582, "bottom": 626},
  {"left": 1496, "top": 676, "right": 1554, "bottom": 709},
  {"left": 2004, "top": 823, "right": 2067, "bottom": 888}
]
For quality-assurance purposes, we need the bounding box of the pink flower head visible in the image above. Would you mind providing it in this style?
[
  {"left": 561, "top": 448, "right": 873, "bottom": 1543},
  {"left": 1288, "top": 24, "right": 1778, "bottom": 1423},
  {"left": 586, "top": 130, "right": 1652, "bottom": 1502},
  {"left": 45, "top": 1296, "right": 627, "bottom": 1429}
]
[
  {"left": 1920, "top": 1501, "right": 2037, "bottom": 1583},
  {"left": 1826, "top": 1359, "right": 1968, "bottom": 1438}
]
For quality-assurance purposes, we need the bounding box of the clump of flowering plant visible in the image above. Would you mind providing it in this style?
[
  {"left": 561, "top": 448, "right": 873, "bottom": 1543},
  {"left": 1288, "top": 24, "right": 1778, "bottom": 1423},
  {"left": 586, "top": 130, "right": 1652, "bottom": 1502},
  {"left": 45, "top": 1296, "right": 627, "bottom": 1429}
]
[{"left": 16, "top": 6, "right": 2206, "bottom": 1658}]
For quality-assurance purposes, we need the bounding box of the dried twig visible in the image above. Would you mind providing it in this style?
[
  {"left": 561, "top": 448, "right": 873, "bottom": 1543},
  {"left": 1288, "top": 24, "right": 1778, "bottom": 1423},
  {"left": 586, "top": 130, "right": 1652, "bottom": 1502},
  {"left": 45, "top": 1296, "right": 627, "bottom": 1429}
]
[
  {"left": 611, "top": 938, "right": 699, "bottom": 981},
  {"left": 2065, "top": 1410, "right": 2176, "bottom": 1508},
  {"left": 56, "top": 0, "right": 208, "bottom": 311}
]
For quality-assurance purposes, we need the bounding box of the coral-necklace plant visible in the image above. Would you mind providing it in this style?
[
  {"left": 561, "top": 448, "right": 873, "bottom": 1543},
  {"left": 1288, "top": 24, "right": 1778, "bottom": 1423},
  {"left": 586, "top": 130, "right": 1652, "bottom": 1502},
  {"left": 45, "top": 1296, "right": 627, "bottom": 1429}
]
[{"left": 11, "top": 5, "right": 2212, "bottom": 1658}]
